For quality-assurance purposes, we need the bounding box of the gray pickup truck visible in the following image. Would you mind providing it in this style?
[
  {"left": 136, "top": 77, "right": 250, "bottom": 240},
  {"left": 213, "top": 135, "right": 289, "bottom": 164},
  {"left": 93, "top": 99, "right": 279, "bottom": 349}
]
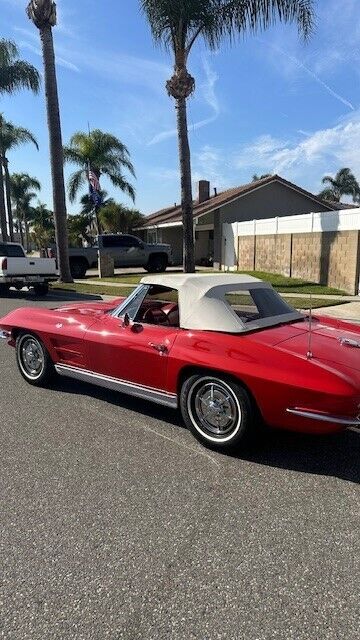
[{"left": 62, "top": 234, "right": 172, "bottom": 279}]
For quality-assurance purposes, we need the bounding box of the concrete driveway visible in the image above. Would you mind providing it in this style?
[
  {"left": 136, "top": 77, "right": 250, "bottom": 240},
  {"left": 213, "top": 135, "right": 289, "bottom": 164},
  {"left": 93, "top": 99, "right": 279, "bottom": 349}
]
[{"left": 0, "top": 292, "right": 359, "bottom": 640}]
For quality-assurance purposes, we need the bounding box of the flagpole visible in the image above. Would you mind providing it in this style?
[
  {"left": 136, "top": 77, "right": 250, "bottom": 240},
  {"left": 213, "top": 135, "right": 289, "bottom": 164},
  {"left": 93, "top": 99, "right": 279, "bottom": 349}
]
[{"left": 86, "top": 123, "right": 100, "bottom": 237}]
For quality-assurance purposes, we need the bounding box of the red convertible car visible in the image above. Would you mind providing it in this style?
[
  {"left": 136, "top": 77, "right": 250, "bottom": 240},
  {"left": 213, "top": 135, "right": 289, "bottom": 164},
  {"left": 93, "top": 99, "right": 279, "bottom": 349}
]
[{"left": 0, "top": 274, "right": 359, "bottom": 451}]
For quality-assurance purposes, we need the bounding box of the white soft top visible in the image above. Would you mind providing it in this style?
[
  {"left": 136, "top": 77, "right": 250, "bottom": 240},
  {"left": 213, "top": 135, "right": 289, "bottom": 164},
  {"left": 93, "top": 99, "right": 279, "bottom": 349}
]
[{"left": 140, "top": 274, "right": 300, "bottom": 333}]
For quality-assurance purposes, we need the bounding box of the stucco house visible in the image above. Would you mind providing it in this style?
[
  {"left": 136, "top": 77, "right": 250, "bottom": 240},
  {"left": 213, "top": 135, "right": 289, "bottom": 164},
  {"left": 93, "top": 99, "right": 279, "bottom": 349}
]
[{"left": 138, "top": 175, "right": 344, "bottom": 268}]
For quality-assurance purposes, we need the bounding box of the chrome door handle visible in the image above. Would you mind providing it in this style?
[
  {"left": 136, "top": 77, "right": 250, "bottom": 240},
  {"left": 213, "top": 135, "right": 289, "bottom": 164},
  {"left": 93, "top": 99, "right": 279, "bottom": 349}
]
[{"left": 149, "top": 342, "right": 168, "bottom": 355}]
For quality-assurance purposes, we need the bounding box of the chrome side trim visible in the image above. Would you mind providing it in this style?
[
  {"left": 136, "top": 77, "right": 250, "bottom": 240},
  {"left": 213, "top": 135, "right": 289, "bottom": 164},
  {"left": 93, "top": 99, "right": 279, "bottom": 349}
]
[
  {"left": 287, "top": 408, "right": 360, "bottom": 427},
  {"left": 55, "top": 364, "right": 178, "bottom": 409},
  {"left": 0, "top": 330, "right": 11, "bottom": 340}
]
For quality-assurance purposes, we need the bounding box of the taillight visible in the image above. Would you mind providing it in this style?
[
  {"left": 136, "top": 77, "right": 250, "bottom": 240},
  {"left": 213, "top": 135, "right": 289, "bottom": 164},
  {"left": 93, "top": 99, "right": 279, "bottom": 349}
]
[{"left": 1, "top": 258, "right": 7, "bottom": 270}]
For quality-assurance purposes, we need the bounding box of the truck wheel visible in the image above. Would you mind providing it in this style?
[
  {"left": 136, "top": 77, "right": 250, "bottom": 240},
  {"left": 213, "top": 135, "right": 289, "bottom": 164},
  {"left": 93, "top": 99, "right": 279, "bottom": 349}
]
[
  {"left": 33, "top": 283, "right": 49, "bottom": 297},
  {"left": 0, "top": 284, "right": 9, "bottom": 296},
  {"left": 145, "top": 254, "right": 168, "bottom": 273},
  {"left": 70, "top": 258, "right": 87, "bottom": 279}
]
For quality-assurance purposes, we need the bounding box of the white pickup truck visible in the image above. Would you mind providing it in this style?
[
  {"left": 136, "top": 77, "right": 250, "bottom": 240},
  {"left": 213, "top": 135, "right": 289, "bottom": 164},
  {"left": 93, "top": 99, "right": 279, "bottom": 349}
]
[{"left": 0, "top": 242, "right": 58, "bottom": 296}]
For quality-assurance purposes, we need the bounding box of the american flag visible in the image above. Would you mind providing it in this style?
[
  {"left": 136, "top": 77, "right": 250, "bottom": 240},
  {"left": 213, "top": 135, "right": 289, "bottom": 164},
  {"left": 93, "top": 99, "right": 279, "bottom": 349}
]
[{"left": 88, "top": 169, "right": 100, "bottom": 192}]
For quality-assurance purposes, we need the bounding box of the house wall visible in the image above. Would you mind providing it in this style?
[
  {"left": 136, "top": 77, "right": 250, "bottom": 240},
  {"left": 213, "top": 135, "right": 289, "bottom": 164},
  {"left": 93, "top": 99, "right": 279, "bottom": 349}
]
[{"left": 214, "top": 181, "right": 332, "bottom": 268}]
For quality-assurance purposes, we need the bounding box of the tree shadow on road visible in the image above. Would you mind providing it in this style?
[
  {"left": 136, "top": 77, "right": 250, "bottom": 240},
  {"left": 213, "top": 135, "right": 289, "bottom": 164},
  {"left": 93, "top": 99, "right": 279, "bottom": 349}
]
[
  {"left": 53, "top": 376, "right": 359, "bottom": 484},
  {"left": 0, "top": 288, "right": 103, "bottom": 303}
]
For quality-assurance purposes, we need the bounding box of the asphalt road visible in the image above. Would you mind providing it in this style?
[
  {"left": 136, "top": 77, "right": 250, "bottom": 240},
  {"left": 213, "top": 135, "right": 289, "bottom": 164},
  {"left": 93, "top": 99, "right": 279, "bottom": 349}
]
[{"left": 0, "top": 291, "right": 359, "bottom": 640}]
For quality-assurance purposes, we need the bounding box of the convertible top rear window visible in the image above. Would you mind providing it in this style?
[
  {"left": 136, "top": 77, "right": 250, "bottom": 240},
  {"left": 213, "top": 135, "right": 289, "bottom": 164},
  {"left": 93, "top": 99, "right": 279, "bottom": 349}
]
[{"left": 225, "top": 289, "right": 295, "bottom": 324}]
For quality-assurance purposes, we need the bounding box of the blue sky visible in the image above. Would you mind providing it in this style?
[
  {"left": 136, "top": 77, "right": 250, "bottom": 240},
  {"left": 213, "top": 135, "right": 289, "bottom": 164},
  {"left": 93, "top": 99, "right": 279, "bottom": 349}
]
[{"left": 1, "top": 0, "right": 360, "bottom": 215}]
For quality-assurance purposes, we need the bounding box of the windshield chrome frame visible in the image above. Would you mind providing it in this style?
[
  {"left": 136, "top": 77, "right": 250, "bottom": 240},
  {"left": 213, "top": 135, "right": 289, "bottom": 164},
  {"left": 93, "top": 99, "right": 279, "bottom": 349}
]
[{"left": 111, "top": 284, "right": 150, "bottom": 320}]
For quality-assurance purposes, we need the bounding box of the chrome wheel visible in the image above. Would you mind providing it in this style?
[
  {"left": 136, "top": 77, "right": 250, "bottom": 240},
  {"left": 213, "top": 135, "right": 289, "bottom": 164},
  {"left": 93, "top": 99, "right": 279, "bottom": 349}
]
[
  {"left": 187, "top": 377, "right": 242, "bottom": 442},
  {"left": 18, "top": 335, "right": 44, "bottom": 380}
]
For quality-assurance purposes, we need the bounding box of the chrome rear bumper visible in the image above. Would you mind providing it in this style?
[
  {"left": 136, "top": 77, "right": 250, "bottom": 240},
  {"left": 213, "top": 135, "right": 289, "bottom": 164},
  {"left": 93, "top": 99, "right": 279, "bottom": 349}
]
[{"left": 287, "top": 408, "right": 360, "bottom": 427}]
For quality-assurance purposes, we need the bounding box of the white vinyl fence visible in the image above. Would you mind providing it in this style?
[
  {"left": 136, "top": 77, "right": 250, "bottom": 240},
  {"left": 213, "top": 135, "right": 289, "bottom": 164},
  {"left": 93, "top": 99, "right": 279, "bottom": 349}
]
[{"left": 223, "top": 208, "right": 360, "bottom": 270}]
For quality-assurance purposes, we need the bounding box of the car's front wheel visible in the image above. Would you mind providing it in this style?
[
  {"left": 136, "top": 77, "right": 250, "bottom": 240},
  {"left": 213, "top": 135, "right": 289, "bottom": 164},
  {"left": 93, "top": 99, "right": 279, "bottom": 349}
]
[
  {"left": 180, "top": 374, "right": 254, "bottom": 451},
  {"left": 16, "top": 332, "right": 55, "bottom": 387}
]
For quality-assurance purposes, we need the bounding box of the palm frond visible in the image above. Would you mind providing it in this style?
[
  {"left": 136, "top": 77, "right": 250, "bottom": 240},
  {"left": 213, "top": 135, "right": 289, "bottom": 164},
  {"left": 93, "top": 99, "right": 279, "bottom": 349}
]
[
  {"left": 108, "top": 173, "right": 136, "bottom": 203},
  {"left": 63, "top": 146, "right": 87, "bottom": 167},
  {"left": 141, "top": 0, "right": 315, "bottom": 55},
  {"left": 0, "top": 61, "right": 40, "bottom": 95},
  {"left": 68, "top": 169, "right": 87, "bottom": 202}
]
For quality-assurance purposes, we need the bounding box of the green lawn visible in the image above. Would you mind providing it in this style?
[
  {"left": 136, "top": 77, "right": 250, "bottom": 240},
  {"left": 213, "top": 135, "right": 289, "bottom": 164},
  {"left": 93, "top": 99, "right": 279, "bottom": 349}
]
[
  {"left": 236, "top": 271, "right": 347, "bottom": 295},
  {"left": 87, "top": 270, "right": 348, "bottom": 296},
  {"left": 51, "top": 282, "right": 346, "bottom": 310},
  {"left": 51, "top": 283, "right": 134, "bottom": 298}
]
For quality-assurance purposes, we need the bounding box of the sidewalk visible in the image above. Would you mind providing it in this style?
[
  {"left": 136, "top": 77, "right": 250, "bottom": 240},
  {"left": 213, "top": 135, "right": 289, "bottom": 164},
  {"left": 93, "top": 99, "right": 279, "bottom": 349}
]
[{"left": 317, "top": 302, "right": 360, "bottom": 322}]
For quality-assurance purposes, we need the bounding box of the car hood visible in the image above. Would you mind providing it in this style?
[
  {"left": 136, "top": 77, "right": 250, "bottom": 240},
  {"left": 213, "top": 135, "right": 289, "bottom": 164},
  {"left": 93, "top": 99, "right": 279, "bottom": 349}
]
[
  {"left": 53, "top": 298, "right": 124, "bottom": 316},
  {"left": 0, "top": 298, "right": 125, "bottom": 330}
]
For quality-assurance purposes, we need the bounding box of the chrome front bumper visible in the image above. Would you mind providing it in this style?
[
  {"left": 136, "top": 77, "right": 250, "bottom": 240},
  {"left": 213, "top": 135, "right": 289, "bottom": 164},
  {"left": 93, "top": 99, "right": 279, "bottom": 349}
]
[
  {"left": 287, "top": 408, "right": 360, "bottom": 428},
  {"left": 0, "top": 330, "right": 11, "bottom": 341}
]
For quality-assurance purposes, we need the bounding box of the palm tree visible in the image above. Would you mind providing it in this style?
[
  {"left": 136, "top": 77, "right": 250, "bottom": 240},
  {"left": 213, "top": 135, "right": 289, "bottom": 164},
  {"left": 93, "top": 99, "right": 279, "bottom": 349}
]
[
  {"left": 98, "top": 203, "right": 145, "bottom": 234},
  {"left": 68, "top": 214, "right": 93, "bottom": 248},
  {"left": 0, "top": 115, "right": 39, "bottom": 242},
  {"left": 27, "top": 0, "right": 72, "bottom": 282},
  {"left": 0, "top": 39, "right": 40, "bottom": 241},
  {"left": 10, "top": 173, "right": 41, "bottom": 250},
  {"left": 30, "top": 201, "right": 55, "bottom": 251},
  {"left": 318, "top": 168, "right": 360, "bottom": 203},
  {"left": 63, "top": 129, "right": 136, "bottom": 204},
  {"left": 252, "top": 174, "right": 272, "bottom": 182},
  {"left": 141, "top": 0, "right": 314, "bottom": 272},
  {"left": 80, "top": 190, "right": 114, "bottom": 216},
  {"left": 0, "top": 39, "right": 40, "bottom": 96}
]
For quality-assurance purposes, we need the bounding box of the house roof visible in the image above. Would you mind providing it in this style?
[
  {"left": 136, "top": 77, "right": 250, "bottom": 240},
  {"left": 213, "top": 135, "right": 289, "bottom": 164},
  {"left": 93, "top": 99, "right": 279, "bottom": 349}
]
[{"left": 139, "top": 174, "right": 348, "bottom": 229}]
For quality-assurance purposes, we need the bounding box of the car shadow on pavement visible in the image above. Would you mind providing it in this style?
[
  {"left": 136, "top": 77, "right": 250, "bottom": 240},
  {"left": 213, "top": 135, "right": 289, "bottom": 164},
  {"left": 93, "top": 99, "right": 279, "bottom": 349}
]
[
  {"left": 52, "top": 377, "right": 183, "bottom": 429},
  {"left": 52, "top": 376, "right": 359, "bottom": 484},
  {"left": 234, "top": 428, "right": 360, "bottom": 485}
]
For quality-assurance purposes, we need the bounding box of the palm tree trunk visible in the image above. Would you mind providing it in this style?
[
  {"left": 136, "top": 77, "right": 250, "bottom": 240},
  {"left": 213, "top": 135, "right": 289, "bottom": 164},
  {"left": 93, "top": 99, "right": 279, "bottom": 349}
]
[
  {"left": 0, "top": 163, "right": 8, "bottom": 242},
  {"left": 3, "top": 158, "right": 14, "bottom": 241},
  {"left": 176, "top": 97, "right": 195, "bottom": 273},
  {"left": 39, "top": 25, "right": 72, "bottom": 282}
]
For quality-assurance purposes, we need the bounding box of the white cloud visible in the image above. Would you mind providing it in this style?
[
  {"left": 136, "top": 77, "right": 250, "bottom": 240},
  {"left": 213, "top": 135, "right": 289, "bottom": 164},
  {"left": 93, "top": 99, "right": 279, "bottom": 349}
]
[
  {"left": 184, "top": 111, "right": 360, "bottom": 198},
  {"left": 232, "top": 111, "right": 360, "bottom": 192}
]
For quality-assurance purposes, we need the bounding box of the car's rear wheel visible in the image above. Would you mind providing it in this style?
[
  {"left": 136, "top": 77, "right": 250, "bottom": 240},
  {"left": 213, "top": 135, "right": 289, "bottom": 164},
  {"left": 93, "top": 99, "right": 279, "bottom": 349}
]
[
  {"left": 33, "top": 283, "right": 49, "bottom": 297},
  {"left": 16, "top": 332, "right": 55, "bottom": 387},
  {"left": 145, "top": 254, "right": 168, "bottom": 273},
  {"left": 180, "top": 374, "right": 254, "bottom": 451}
]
